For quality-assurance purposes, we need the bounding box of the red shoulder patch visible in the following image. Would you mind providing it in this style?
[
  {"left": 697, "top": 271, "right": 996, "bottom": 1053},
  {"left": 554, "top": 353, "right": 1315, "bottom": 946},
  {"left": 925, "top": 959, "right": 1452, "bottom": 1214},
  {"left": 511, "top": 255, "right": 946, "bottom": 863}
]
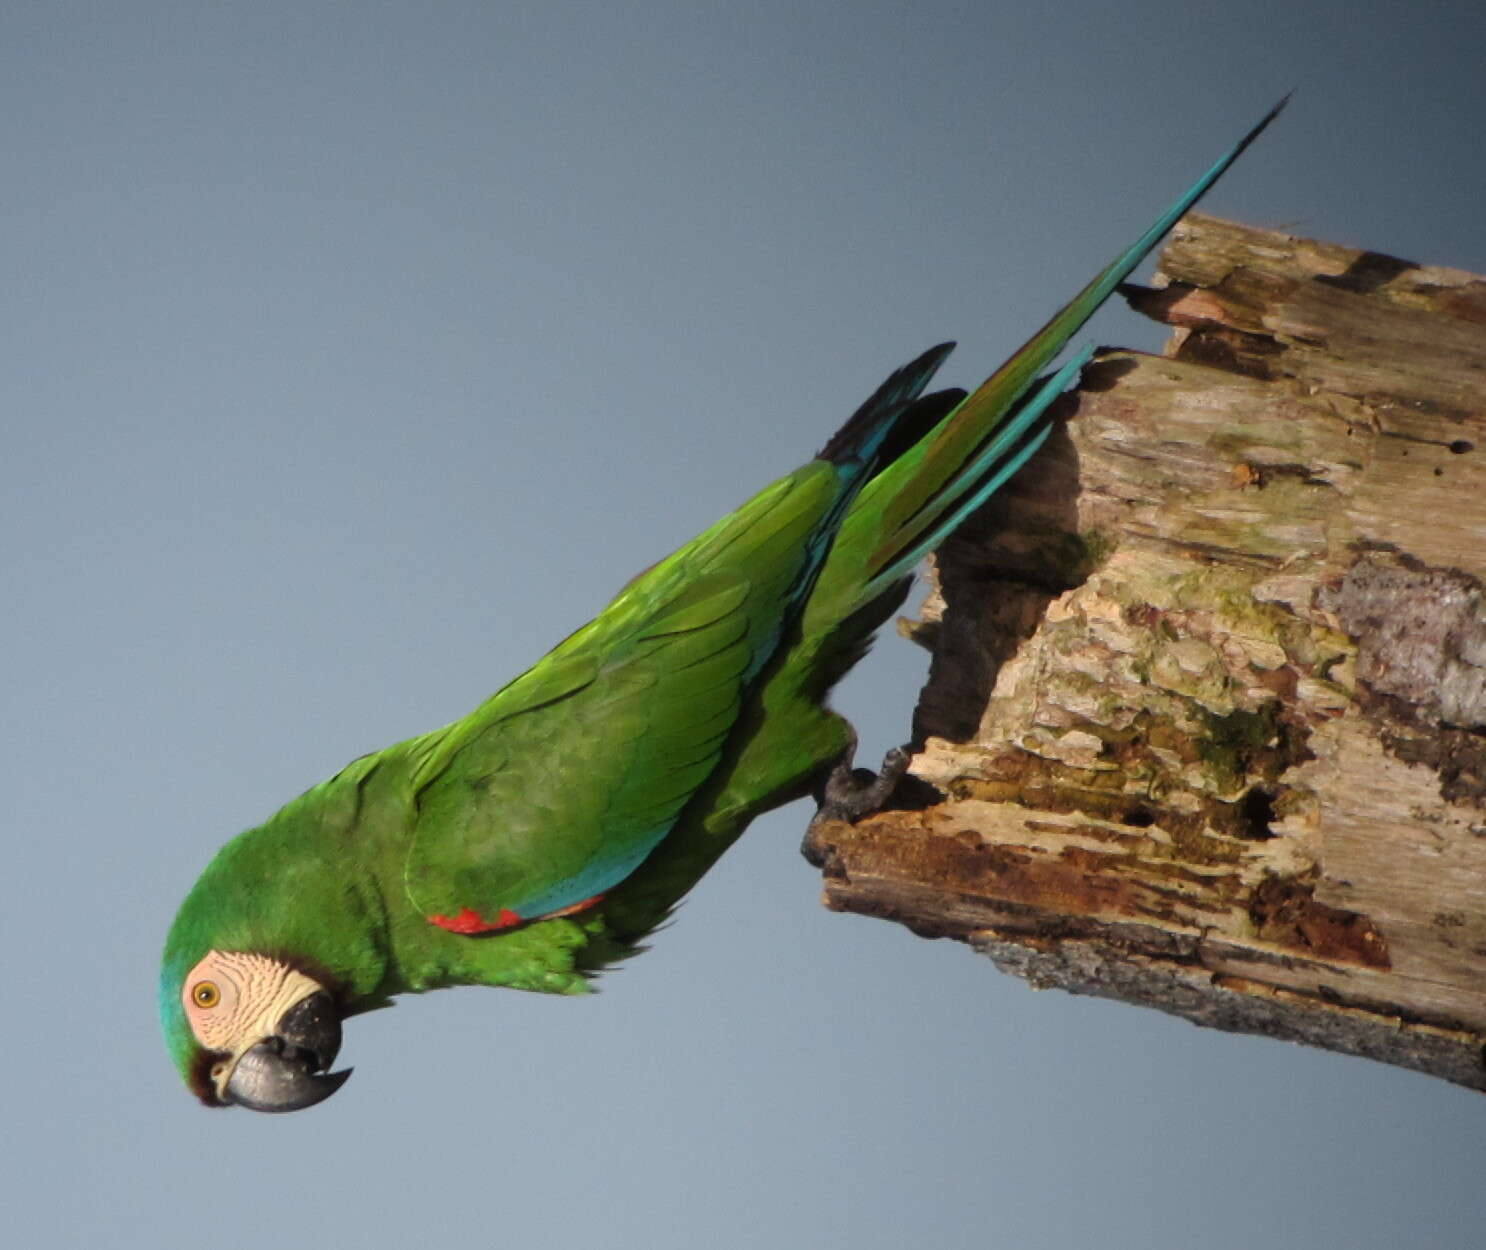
[
  {"left": 427, "top": 894, "right": 608, "bottom": 935},
  {"left": 428, "top": 906, "right": 524, "bottom": 935}
]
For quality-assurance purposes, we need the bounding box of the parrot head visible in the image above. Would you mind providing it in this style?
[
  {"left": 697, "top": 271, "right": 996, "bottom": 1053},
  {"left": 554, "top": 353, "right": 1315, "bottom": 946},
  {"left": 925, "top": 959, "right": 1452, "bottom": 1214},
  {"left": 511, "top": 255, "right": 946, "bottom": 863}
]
[
  {"left": 163, "top": 949, "right": 352, "bottom": 1111},
  {"left": 160, "top": 824, "right": 365, "bottom": 1112}
]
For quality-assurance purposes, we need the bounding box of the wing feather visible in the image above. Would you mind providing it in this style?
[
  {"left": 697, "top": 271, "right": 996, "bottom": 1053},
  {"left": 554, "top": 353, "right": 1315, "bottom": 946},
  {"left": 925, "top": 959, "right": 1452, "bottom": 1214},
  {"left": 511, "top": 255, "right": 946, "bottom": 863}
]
[{"left": 400, "top": 463, "right": 843, "bottom": 925}]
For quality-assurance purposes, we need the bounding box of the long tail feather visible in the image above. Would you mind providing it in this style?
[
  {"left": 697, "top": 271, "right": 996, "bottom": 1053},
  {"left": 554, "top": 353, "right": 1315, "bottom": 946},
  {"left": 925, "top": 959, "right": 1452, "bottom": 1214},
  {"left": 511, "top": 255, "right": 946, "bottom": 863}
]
[
  {"left": 807, "top": 95, "right": 1288, "bottom": 630},
  {"left": 860, "top": 343, "right": 1094, "bottom": 599}
]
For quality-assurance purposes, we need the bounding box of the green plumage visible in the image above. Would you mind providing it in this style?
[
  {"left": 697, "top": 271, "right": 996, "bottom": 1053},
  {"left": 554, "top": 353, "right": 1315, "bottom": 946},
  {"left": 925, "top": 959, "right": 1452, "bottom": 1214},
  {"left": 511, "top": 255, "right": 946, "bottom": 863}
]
[{"left": 161, "top": 102, "right": 1285, "bottom": 1102}]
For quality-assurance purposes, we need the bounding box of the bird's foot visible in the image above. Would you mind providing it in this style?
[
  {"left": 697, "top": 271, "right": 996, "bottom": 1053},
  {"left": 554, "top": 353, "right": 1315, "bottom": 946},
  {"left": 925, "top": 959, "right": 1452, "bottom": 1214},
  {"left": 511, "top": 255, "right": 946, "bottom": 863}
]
[{"left": 801, "top": 745, "right": 913, "bottom": 866}]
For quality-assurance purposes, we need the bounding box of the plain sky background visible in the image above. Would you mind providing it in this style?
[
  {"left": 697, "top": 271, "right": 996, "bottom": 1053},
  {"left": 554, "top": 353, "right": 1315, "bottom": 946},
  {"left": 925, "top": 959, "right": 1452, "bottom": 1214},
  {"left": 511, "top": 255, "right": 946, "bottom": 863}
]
[{"left": 5, "top": 3, "right": 1484, "bottom": 1248}]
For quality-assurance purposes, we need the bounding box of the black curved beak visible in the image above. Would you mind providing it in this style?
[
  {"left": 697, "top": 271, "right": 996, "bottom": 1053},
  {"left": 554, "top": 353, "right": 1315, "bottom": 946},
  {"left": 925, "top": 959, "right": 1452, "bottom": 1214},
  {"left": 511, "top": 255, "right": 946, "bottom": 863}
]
[{"left": 222, "top": 991, "right": 353, "bottom": 1113}]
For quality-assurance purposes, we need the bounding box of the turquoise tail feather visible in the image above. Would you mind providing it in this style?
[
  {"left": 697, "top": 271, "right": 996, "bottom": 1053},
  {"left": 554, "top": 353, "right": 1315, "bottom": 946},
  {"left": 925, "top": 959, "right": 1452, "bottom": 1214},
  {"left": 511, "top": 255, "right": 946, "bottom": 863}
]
[
  {"left": 862, "top": 342, "right": 1094, "bottom": 598},
  {"left": 820, "top": 95, "right": 1289, "bottom": 622}
]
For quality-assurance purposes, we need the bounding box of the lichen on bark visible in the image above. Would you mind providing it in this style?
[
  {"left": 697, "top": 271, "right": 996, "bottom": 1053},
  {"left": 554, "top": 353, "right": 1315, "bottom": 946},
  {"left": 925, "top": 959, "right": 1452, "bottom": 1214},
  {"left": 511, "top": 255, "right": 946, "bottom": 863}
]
[{"left": 809, "top": 215, "right": 1486, "bottom": 1091}]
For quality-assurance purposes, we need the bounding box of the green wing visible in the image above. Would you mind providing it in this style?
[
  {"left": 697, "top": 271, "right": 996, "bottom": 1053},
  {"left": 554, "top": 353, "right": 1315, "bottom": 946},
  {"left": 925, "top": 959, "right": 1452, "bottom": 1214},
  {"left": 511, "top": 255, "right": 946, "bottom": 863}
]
[{"left": 398, "top": 467, "right": 844, "bottom": 928}]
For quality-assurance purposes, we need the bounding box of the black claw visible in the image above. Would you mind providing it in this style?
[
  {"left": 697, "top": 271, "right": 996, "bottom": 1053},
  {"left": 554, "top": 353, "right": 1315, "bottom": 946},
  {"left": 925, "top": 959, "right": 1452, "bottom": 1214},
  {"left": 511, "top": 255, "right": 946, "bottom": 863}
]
[
  {"left": 803, "top": 743, "right": 914, "bottom": 865},
  {"left": 823, "top": 744, "right": 912, "bottom": 821}
]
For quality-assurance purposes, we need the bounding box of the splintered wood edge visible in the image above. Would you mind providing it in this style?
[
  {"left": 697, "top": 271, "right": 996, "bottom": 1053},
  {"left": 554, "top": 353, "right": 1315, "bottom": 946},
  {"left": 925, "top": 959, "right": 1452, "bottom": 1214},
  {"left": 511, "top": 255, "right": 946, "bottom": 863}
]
[
  {"left": 809, "top": 813, "right": 1486, "bottom": 1093},
  {"left": 807, "top": 215, "right": 1486, "bottom": 1093}
]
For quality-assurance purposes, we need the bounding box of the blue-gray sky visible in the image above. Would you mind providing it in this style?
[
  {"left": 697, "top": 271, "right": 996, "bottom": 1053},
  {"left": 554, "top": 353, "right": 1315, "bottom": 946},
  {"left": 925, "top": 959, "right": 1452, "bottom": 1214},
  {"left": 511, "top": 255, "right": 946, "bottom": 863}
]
[{"left": 6, "top": 3, "right": 1484, "bottom": 1248}]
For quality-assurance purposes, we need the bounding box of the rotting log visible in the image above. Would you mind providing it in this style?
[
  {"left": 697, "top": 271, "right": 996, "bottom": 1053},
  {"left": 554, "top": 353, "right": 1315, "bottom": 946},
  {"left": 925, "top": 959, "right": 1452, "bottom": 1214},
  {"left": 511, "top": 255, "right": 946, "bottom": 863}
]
[{"left": 806, "top": 214, "right": 1486, "bottom": 1091}]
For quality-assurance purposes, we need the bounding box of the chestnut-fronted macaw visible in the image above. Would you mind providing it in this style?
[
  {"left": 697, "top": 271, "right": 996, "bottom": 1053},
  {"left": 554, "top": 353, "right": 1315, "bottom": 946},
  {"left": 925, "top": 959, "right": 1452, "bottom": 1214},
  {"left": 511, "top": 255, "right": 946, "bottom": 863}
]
[{"left": 161, "top": 101, "right": 1284, "bottom": 1111}]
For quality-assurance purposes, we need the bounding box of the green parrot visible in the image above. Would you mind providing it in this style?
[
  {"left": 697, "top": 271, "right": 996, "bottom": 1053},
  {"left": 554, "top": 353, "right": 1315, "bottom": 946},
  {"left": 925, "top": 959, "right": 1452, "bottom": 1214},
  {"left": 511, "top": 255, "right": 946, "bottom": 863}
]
[{"left": 161, "top": 100, "right": 1284, "bottom": 1111}]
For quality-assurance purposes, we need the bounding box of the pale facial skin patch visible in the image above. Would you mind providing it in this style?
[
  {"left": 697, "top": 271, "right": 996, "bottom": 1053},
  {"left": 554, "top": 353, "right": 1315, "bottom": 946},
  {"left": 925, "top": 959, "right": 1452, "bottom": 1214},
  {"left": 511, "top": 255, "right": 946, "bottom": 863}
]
[{"left": 182, "top": 951, "right": 325, "bottom": 1095}]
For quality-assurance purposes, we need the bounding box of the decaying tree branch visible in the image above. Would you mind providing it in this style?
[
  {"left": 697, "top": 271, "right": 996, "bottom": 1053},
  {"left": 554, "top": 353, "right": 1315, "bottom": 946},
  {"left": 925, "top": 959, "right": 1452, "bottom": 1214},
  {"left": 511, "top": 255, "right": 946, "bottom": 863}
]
[{"left": 807, "top": 214, "right": 1486, "bottom": 1091}]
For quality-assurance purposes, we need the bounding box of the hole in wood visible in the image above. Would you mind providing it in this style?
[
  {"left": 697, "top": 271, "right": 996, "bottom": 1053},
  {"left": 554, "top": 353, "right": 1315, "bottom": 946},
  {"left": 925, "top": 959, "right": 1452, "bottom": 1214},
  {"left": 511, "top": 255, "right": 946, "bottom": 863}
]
[{"left": 1238, "top": 787, "right": 1278, "bottom": 840}]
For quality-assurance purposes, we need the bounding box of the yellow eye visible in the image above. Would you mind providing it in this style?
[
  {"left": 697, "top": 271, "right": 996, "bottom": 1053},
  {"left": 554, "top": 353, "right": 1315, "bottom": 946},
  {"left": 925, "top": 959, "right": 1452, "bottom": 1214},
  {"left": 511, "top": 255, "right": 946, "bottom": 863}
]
[{"left": 192, "top": 981, "right": 220, "bottom": 1009}]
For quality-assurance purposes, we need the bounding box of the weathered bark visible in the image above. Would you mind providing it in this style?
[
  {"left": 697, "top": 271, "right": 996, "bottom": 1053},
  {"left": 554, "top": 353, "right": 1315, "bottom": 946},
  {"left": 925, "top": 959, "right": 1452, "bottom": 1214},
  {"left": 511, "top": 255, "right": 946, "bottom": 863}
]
[{"left": 807, "top": 214, "right": 1486, "bottom": 1091}]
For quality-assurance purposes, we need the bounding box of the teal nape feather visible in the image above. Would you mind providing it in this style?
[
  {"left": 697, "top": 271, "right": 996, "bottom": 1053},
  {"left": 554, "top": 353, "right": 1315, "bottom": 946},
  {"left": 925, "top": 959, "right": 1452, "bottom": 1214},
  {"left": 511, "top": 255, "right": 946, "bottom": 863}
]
[{"left": 160, "top": 99, "right": 1287, "bottom": 1111}]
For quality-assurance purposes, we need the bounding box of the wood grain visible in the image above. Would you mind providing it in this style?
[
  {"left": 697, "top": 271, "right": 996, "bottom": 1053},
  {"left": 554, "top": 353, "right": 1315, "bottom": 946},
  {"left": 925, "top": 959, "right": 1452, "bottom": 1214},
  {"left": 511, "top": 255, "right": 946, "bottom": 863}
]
[{"left": 807, "top": 214, "right": 1486, "bottom": 1090}]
